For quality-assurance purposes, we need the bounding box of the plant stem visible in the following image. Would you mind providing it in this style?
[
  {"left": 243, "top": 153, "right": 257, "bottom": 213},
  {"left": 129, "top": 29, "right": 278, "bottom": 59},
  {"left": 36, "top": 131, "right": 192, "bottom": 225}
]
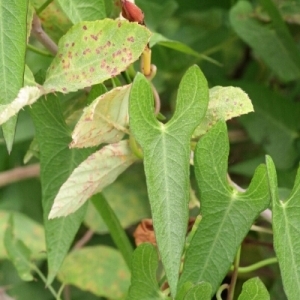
[
  {"left": 250, "top": 224, "right": 273, "bottom": 235},
  {"left": 31, "top": 14, "right": 58, "bottom": 56},
  {"left": 27, "top": 44, "right": 53, "bottom": 57},
  {"left": 36, "top": 0, "right": 54, "bottom": 14},
  {"left": 231, "top": 257, "right": 278, "bottom": 274},
  {"left": 0, "top": 164, "right": 40, "bottom": 188},
  {"left": 227, "top": 246, "right": 241, "bottom": 300},
  {"left": 216, "top": 284, "right": 229, "bottom": 300},
  {"left": 91, "top": 193, "right": 134, "bottom": 269},
  {"left": 31, "top": 265, "right": 61, "bottom": 300},
  {"left": 57, "top": 283, "right": 66, "bottom": 299},
  {"left": 72, "top": 229, "right": 94, "bottom": 250}
]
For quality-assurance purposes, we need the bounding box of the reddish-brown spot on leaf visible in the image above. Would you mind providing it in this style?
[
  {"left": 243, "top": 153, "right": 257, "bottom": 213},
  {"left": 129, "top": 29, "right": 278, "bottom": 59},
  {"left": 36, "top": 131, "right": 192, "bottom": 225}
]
[
  {"left": 127, "top": 36, "right": 134, "bottom": 43},
  {"left": 83, "top": 48, "right": 91, "bottom": 55},
  {"left": 68, "top": 51, "right": 73, "bottom": 59},
  {"left": 62, "top": 87, "right": 67, "bottom": 92},
  {"left": 90, "top": 67, "right": 95, "bottom": 73},
  {"left": 118, "top": 21, "right": 122, "bottom": 27},
  {"left": 84, "top": 36, "right": 88, "bottom": 41},
  {"left": 59, "top": 54, "right": 63, "bottom": 58},
  {"left": 90, "top": 34, "right": 98, "bottom": 41},
  {"left": 71, "top": 42, "right": 75, "bottom": 47},
  {"left": 111, "top": 67, "right": 118, "bottom": 75},
  {"left": 62, "top": 59, "right": 65, "bottom": 63},
  {"left": 107, "top": 41, "right": 111, "bottom": 47},
  {"left": 83, "top": 25, "right": 87, "bottom": 30},
  {"left": 65, "top": 43, "right": 69, "bottom": 47}
]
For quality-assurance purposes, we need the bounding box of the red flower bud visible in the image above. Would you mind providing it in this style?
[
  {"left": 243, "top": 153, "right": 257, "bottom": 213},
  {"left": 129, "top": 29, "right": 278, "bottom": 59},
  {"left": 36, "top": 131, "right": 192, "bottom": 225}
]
[{"left": 121, "top": 0, "right": 144, "bottom": 24}]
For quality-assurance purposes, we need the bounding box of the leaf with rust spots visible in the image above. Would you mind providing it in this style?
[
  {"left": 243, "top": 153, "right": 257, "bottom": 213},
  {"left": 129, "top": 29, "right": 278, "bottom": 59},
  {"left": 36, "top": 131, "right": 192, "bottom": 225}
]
[
  {"left": 193, "top": 86, "right": 254, "bottom": 138},
  {"left": 49, "top": 140, "right": 137, "bottom": 219},
  {"left": 70, "top": 84, "right": 131, "bottom": 148},
  {"left": 58, "top": 246, "right": 130, "bottom": 298},
  {"left": 43, "top": 19, "right": 151, "bottom": 93}
]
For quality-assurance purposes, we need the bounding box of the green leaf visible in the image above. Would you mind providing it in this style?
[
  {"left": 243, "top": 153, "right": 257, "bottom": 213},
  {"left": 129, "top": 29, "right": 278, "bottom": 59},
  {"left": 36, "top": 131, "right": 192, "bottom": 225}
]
[
  {"left": 30, "top": 94, "right": 94, "bottom": 284},
  {"left": 137, "top": 0, "right": 178, "bottom": 31},
  {"left": 57, "top": 0, "right": 106, "bottom": 24},
  {"left": 258, "top": 0, "right": 300, "bottom": 74},
  {"left": 150, "top": 33, "right": 221, "bottom": 66},
  {"left": 0, "top": 210, "right": 45, "bottom": 259},
  {"left": 127, "top": 243, "right": 165, "bottom": 300},
  {"left": 266, "top": 155, "right": 300, "bottom": 299},
  {"left": 230, "top": 1, "right": 300, "bottom": 81},
  {"left": 49, "top": 140, "right": 137, "bottom": 219},
  {"left": 238, "top": 277, "right": 270, "bottom": 300},
  {"left": 239, "top": 82, "right": 300, "bottom": 169},
  {"left": 193, "top": 86, "right": 254, "bottom": 138},
  {"left": 84, "top": 163, "right": 150, "bottom": 233},
  {"left": 183, "top": 282, "right": 212, "bottom": 300},
  {"left": 179, "top": 121, "right": 270, "bottom": 294},
  {"left": 91, "top": 193, "right": 134, "bottom": 269},
  {"left": 4, "top": 215, "right": 33, "bottom": 281},
  {"left": 0, "top": 0, "right": 28, "bottom": 152},
  {"left": 43, "top": 19, "right": 151, "bottom": 93},
  {"left": 58, "top": 246, "right": 130, "bottom": 298},
  {"left": 129, "top": 65, "right": 209, "bottom": 297},
  {"left": 70, "top": 84, "right": 131, "bottom": 148}
]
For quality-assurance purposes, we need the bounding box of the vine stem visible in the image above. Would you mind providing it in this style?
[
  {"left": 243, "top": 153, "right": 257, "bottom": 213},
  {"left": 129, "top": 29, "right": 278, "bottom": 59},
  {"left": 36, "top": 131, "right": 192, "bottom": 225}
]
[
  {"left": 227, "top": 246, "right": 241, "bottom": 300},
  {"left": 216, "top": 284, "right": 229, "bottom": 300},
  {"left": 230, "top": 257, "right": 278, "bottom": 274},
  {"left": 27, "top": 44, "right": 53, "bottom": 57},
  {"left": 31, "top": 14, "right": 58, "bottom": 56},
  {"left": 31, "top": 265, "right": 61, "bottom": 300},
  {"left": 36, "top": 0, "right": 54, "bottom": 14},
  {"left": 0, "top": 164, "right": 40, "bottom": 188}
]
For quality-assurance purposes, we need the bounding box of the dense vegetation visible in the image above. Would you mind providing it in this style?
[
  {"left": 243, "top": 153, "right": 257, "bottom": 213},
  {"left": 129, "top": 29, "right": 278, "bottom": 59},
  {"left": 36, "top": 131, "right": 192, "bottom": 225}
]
[{"left": 1, "top": 0, "right": 300, "bottom": 299}]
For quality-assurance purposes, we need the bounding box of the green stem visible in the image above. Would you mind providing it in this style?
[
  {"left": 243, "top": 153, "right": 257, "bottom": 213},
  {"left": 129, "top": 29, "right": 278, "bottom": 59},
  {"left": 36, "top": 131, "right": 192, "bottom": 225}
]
[
  {"left": 36, "top": 0, "right": 54, "bottom": 14},
  {"left": 129, "top": 134, "right": 143, "bottom": 159},
  {"left": 216, "top": 284, "right": 229, "bottom": 300},
  {"left": 91, "top": 193, "right": 134, "bottom": 269},
  {"left": 31, "top": 264, "right": 61, "bottom": 300},
  {"left": 231, "top": 257, "right": 278, "bottom": 274},
  {"left": 202, "top": 36, "right": 237, "bottom": 57},
  {"left": 227, "top": 246, "right": 241, "bottom": 300},
  {"left": 57, "top": 283, "right": 66, "bottom": 299},
  {"left": 27, "top": 44, "right": 53, "bottom": 57}
]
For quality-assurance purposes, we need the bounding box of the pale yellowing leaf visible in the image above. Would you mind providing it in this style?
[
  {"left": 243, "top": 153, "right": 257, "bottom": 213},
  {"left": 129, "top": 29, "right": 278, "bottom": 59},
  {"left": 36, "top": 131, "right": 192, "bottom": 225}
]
[
  {"left": 0, "top": 86, "right": 43, "bottom": 126},
  {"left": 49, "top": 140, "right": 137, "bottom": 219},
  {"left": 70, "top": 84, "right": 131, "bottom": 148},
  {"left": 193, "top": 86, "right": 254, "bottom": 138}
]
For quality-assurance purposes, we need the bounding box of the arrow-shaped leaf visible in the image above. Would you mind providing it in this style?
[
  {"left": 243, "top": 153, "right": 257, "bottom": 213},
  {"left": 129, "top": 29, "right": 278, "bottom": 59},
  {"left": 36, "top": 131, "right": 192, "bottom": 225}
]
[
  {"left": 266, "top": 155, "right": 300, "bottom": 300},
  {"left": 129, "top": 65, "right": 209, "bottom": 297},
  {"left": 179, "top": 121, "right": 270, "bottom": 294}
]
